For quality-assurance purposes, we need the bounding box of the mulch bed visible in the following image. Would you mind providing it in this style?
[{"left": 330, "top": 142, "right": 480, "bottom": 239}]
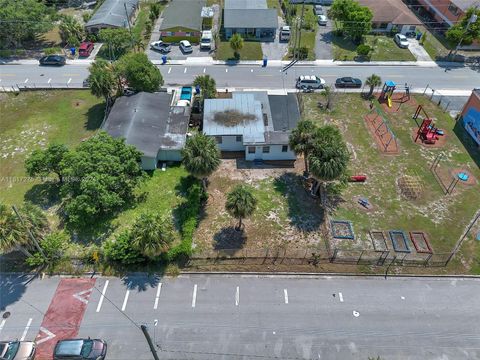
[
  {"left": 451, "top": 168, "right": 478, "bottom": 186},
  {"left": 378, "top": 94, "right": 417, "bottom": 114},
  {"left": 364, "top": 113, "right": 400, "bottom": 154},
  {"left": 388, "top": 230, "right": 411, "bottom": 253},
  {"left": 410, "top": 127, "right": 448, "bottom": 148},
  {"left": 370, "top": 231, "right": 388, "bottom": 251},
  {"left": 331, "top": 220, "right": 355, "bottom": 240},
  {"left": 409, "top": 231, "right": 433, "bottom": 254}
]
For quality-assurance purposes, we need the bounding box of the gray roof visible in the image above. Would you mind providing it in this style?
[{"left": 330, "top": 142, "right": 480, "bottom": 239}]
[
  {"left": 224, "top": 0, "right": 267, "bottom": 9},
  {"left": 224, "top": 8, "right": 278, "bottom": 28},
  {"left": 451, "top": 0, "right": 479, "bottom": 12},
  {"left": 268, "top": 94, "right": 301, "bottom": 131},
  {"left": 103, "top": 92, "right": 190, "bottom": 157},
  {"left": 160, "top": 0, "right": 206, "bottom": 31},
  {"left": 86, "top": 0, "right": 138, "bottom": 28}
]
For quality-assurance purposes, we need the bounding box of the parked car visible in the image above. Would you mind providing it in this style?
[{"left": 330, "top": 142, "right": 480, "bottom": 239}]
[
  {"left": 317, "top": 15, "right": 328, "bottom": 26},
  {"left": 279, "top": 26, "right": 291, "bottom": 41},
  {"left": 314, "top": 5, "right": 324, "bottom": 15},
  {"left": 200, "top": 31, "right": 213, "bottom": 50},
  {"left": 0, "top": 341, "right": 36, "bottom": 360},
  {"left": 53, "top": 339, "right": 107, "bottom": 360},
  {"left": 179, "top": 40, "right": 193, "bottom": 53},
  {"left": 39, "top": 55, "right": 66, "bottom": 66},
  {"left": 296, "top": 75, "right": 326, "bottom": 90},
  {"left": 150, "top": 40, "right": 171, "bottom": 53},
  {"left": 394, "top": 33, "right": 409, "bottom": 48},
  {"left": 335, "top": 77, "right": 362, "bottom": 88},
  {"left": 78, "top": 41, "right": 94, "bottom": 57}
]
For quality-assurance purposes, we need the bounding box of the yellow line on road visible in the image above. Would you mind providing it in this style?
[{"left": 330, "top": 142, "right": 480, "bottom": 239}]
[{"left": 62, "top": 73, "right": 80, "bottom": 77}]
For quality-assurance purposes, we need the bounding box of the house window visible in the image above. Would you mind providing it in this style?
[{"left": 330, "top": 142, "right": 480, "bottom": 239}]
[
  {"left": 248, "top": 146, "right": 256, "bottom": 154},
  {"left": 282, "top": 145, "right": 288, "bottom": 152},
  {"left": 263, "top": 113, "right": 268, "bottom": 126},
  {"left": 448, "top": 4, "right": 459, "bottom": 16},
  {"left": 262, "top": 146, "right": 270, "bottom": 153},
  {"left": 215, "top": 136, "right": 222, "bottom": 144},
  {"left": 236, "top": 135, "right": 242, "bottom": 142},
  {"left": 379, "top": 23, "right": 388, "bottom": 29}
]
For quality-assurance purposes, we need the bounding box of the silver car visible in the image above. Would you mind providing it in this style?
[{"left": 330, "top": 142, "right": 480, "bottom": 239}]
[{"left": 0, "top": 341, "right": 36, "bottom": 360}]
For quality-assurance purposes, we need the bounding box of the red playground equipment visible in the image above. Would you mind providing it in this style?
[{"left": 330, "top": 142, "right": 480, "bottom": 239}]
[{"left": 413, "top": 105, "right": 443, "bottom": 144}]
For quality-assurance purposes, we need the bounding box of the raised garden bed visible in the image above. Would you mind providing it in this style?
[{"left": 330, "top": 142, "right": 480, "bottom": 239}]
[
  {"left": 409, "top": 231, "right": 433, "bottom": 254},
  {"left": 388, "top": 230, "right": 411, "bottom": 253},
  {"left": 370, "top": 231, "right": 388, "bottom": 251},
  {"left": 331, "top": 220, "right": 355, "bottom": 240}
]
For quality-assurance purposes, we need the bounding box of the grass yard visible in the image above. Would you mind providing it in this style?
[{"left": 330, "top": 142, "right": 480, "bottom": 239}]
[
  {"left": 301, "top": 93, "right": 480, "bottom": 272},
  {"left": 215, "top": 40, "right": 263, "bottom": 60},
  {"left": 0, "top": 91, "right": 104, "bottom": 206},
  {"left": 332, "top": 34, "right": 416, "bottom": 61}
]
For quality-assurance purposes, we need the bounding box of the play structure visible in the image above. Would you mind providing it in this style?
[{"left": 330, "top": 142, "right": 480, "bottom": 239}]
[
  {"left": 379, "top": 80, "right": 411, "bottom": 107},
  {"left": 413, "top": 105, "right": 444, "bottom": 145},
  {"left": 364, "top": 108, "right": 399, "bottom": 153}
]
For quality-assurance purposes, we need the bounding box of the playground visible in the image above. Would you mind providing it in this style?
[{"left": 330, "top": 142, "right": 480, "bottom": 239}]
[{"left": 301, "top": 91, "right": 480, "bottom": 270}]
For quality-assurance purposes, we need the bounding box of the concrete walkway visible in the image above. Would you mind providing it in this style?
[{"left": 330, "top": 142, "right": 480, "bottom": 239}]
[{"left": 408, "top": 38, "right": 433, "bottom": 61}]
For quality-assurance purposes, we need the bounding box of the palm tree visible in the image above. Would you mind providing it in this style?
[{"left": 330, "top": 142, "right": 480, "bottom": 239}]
[
  {"left": 87, "top": 59, "right": 117, "bottom": 104},
  {"left": 131, "top": 212, "right": 174, "bottom": 259},
  {"left": 193, "top": 75, "right": 217, "bottom": 101},
  {"left": 181, "top": 133, "right": 221, "bottom": 192},
  {"left": 229, "top": 33, "right": 244, "bottom": 59},
  {"left": 225, "top": 185, "right": 257, "bottom": 231},
  {"left": 59, "top": 15, "right": 85, "bottom": 46},
  {"left": 289, "top": 120, "right": 317, "bottom": 174},
  {"left": 365, "top": 74, "right": 382, "bottom": 98}
]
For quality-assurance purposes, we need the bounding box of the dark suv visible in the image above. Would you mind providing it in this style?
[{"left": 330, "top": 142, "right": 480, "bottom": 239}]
[
  {"left": 39, "top": 55, "right": 66, "bottom": 66},
  {"left": 53, "top": 339, "right": 107, "bottom": 360}
]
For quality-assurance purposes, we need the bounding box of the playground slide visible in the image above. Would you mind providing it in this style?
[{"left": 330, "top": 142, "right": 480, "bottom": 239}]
[{"left": 387, "top": 95, "right": 392, "bottom": 108}]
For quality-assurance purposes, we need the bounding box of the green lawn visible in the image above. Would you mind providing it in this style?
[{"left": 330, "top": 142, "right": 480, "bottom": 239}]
[
  {"left": 0, "top": 91, "right": 104, "bottom": 206},
  {"left": 332, "top": 34, "right": 416, "bottom": 61},
  {"left": 215, "top": 40, "right": 263, "bottom": 60}
]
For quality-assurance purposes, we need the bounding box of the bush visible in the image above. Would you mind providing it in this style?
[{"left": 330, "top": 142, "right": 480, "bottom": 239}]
[
  {"left": 44, "top": 47, "right": 63, "bottom": 55},
  {"left": 356, "top": 44, "right": 371, "bottom": 56},
  {"left": 26, "top": 231, "right": 70, "bottom": 268},
  {"left": 297, "top": 46, "right": 309, "bottom": 60},
  {"left": 103, "top": 231, "right": 145, "bottom": 265},
  {"left": 82, "top": 12, "right": 92, "bottom": 23}
]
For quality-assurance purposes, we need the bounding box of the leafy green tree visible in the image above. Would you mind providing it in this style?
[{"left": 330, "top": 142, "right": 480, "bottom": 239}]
[
  {"left": 446, "top": 7, "right": 480, "bottom": 48},
  {"left": 61, "top": 131, "right": 144, "bottom": 227},
  {"left": 193, "top": 75, "right": 216, "bottom": 102},
  {"left": 103, "top": 231, "right": 144, "bottom": 265},
  {"left": 25, "top": 231, "right": 69, "bottom": 268},
  {"left": 229, "top": 33, "right": 244, "bottom": 58},
  {"left": 356, "top": 44, "right": 371, "bottom": 57},
  {"left": 116, "top": 52, "right": 163, "bottom": 92},
  {"left": 130, "top": 212, "right": 174, "bottom": 259},
  {"left": 150, "top": 3, "right": 161, "bottom": 19},
  {"left": 225, "top": 185, "right": 257, "bottom": 230},
  {"left": 98, "top": 28, "right": 132, "bottom": 60},
  {"left": 25, "top": 144, "right": 69, "bottom": 184},
  {"left": 289, "top": 120, "right": 317, "bottom": 173},
  {"left": 181, "top": 133, "right": 221, "bottom": 192},
  {"left": 329, "top": 0, "right": 372, "bottom": 42},
  {"left": 365, "top": 73, "right": 382, "bottom": 98},
  {"left": 59, "top": 15, "right": 85, "bottom": 46},
  {"left": 87, "top": 59, "right": 118, "bottom": 103}
]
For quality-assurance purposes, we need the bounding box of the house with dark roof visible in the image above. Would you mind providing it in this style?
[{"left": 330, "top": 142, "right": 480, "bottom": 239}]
[
  {"left": 223, "top": 0, "right": 278, "bottom": 40},
  {"left": 102, "top": 92, "right": 190, "bottom": 170},
  {"left": 85, "top": 0, "right": 139, "bottom": 33},
  {"left": 203, "top": 92, "right": 300, "bottom": 162},
  {"left": 159, "top": 0, "right": 206, "bottom": 43}
]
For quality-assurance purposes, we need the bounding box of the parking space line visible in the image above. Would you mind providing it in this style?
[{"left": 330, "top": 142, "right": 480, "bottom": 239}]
[
  {"left": 203, "top": 68, "right": 206, "bottom": 73},
  {"left": 47, "top": 78, "right": 51, "bottom": 84},
  {"left": 0, "top": 319, "right": 6, "bottom": 333},
  {"left": 184, "top": 67, "right": 187, "bottom": 73},
  {"left": 225, "top": 68, "right": 228, "bottom": 73},
  {"left": 20, "top": 318, "right": 33, "bottom": 341},
  {"left": 284, "top": 289, "right": 289, "bottom": 304},
  {"left": 192, "top": 284, "right": 197, "bottom": 308},
  {"left": 96, "top": 280, "right": 109, "bottom": 312},
  {"left": 153, "top": 283, "right": 162, "bottom": 310},
  {"left": 121, "top": 283, "right": 131, "bottom": 311},
  {"left": 168, "top": 67, "right": 172, "bottom": 74},
  {"left": 235, "top": 286, "right": 239, "bottom": 306},
  {"left": 67, "top": 78, "right": 72, "bottom": 84},
  {"left": 251, "top": 69, "right": 253, "bottom": 72},
  {"left": 339, "top": 292, "right": 344, "bottom": 302},
  {"left": 24, "top": 78, "right": 29, "bottom": 83}
]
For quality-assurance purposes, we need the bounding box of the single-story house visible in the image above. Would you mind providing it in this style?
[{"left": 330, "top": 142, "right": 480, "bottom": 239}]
[
  {"left": 358, "top": 0, "right": 422, "bottom": 34},
  {"left": 459, "top": 88, "right": 480, "bottom": 148},
  {"left": 203, "top": 92, "right": 300, "bottom": 162},
  {"left": 159, "top": 0, "right": 206, "bottom": 43},
  {"left": 223, "top": 0, "right": 278, "bottom": 40},
  {"left": 416, "top": 0, "right": 476, "bottom": 27},
  {"left": 85, "top": 0, "right": 139, "bottom": 33},
  {"left": 103, "top": 92, "right": 190, "bottom": 170}
]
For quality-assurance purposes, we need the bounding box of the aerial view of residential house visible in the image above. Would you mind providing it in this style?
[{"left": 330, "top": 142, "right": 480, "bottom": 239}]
[
  {"left": 358, "top": 0, "right": 422, "bottom": 34},
  {"left": 203, "top": 92, "right": 300, "bottom": 162},
  {"left": 223, "top": 0, "right": 279, "bottom": 40},
  {"left": 85, "top": 0, "right": 139, "bottom": 33},
  {"left": 102, "top": 92, "right": 190, "bottom": 170},
  {"left": 159, "top": 0, "right": 206, "bottom": 43},
  {"left": 459, "top": 88, "right": 480, "bottom": 148},
  {"left": 415, "top": 0, "right": 477, "bottom": 27}
]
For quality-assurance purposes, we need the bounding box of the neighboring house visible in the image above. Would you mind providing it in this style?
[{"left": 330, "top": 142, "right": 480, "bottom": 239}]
[
  {"left": 85, "top": 0, "right": 139, "bottom": 33},
  {"left": 223, "top": 0, "right": 278, "bottom": 40},
  {"left": 459, "top": 88, "right": 480, "bottom": 148},
  {"left": 415, "top": 0, "right": 478, "bottom": 27},
  {"left": 358, "top": 0, "right": 422, "bottom": 34},
  {"left": 159, "top": 0, "right": 206, "bottom": 43},
  {"left": 203, "top": 92, "right": 300, "bottom": 162},
  {"left": 103, "top": 92, "right": 190, "bottom": 170}
]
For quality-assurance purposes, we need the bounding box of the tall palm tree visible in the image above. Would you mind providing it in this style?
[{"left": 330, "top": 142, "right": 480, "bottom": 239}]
[
  {"left": 229, "top": 33, "right": 244, "bottom": 59},
  {"left": 193, "top": 75, "right": 217, "bottom": 101},
  {"left": 59, "top": 15, "right": 85, "bottom": 46},
  {"left": 366, "top": 74, "right": 382, "bottom": 98},
  {"left": 289, "top": 120, "right": 317, "bottom": 173},
  {"left": 225, "top": 185, "right": 257, "bottom": 231},
  {"left": 131, "top": 212, "right": 174, "bottom": 259},
  {"left": 87, "top": 59, "right": 117, "bottom": 104},
  {"left": 181, "top": 133, "right": 221, "bottom": 192}
]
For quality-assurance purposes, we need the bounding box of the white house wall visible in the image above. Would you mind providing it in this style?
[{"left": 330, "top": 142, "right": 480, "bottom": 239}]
[
  {"left": 245, "top": 145, "right": 296, "bottom": 161},
  {"left": 217, "top": 135, "right": 245, "bottom": 151}
]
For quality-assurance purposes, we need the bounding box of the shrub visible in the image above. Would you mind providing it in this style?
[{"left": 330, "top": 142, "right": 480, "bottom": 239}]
[
  {"left": 103, "top": 231, "right": 145, "bottom": 265},
  {"left": 44, "top": 47, "right": 63, "bottom": 55},
  {"left": 356, "top": 44, "right": 371, "bottom": 57},
  {"left": 26, "top": 231, "right": 70, "bottom": 268},
  {"left": 297, "top": 46, "right": 309, "bottom": 60},
  {"left": 82, "top": 12, "right": 92, "bottom": 23}
]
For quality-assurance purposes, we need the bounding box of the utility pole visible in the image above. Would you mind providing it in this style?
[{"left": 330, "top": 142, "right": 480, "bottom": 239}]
[
  {"left": 452, "top": 6, "right": 478, "bottom": 57},
  {"left": 141, "top": 325, "right": 160, "bottom": 360},
  {"left": 12, "top": 205, "right": 45, "bottom": 257}
]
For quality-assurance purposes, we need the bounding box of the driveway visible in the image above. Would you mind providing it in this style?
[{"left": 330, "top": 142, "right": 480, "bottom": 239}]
[
  {"left": 261, "top": 16, "right": 289, "bottom": 60},
  {"left": 315, "top": 20, "right": 333, "bottom": 59},
  {"left": 408, "top": 38, "right": 432, "bottom": 61}
]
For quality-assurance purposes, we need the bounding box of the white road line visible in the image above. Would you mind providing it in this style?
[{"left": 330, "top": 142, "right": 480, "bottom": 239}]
[
  {"left": 0, "top": 319, "right": 6, "bottom": 333},
  {"left": 203, "top": 68, "right": 206, "bottom": 73},
  {"left": 225, "top": 68, "right": 228, "bottom": 73},
  {"left": 251, "top": 69, "right": 253, "bottom": 72},
  {"left": 121, "top": 283, "right": 131, "bottom": 311},
  {"left": 67, "top": 78, "right": 72, "bottom": 84},
  {"left": 154, "top": 283, "right": 162, "bottom": 309},
  {"left": 235, "top": 286, "right": 239, "bottom": 306},
  {"left": 168, "top": 67, "right": 172, "bottom": 74},
  {"left": 284, "top": 289, "right": 289, "bottom": 304},
  {"left": 192, "top": 284, "right": 197, "bottom": 308},
  {"left": 20, "top": 318, "right": 33, "bottom": 341},
  {"left": 184, "top": 67, "right": 187, "bottom": 73},
  {"left": 47, "top": 78, "right": 52, "bottom": 84},
  {"left": 24, "top": 78, "right": 29, "bottom": 83},
  {"left": 96, "top": 280, "right": 109, "bottom": 312},
  {"left": 339, "top": 292, "right": 344, "bottom": 302}
]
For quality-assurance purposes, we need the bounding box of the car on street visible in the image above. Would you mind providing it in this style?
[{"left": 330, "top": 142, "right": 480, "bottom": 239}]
[
  {"left": 0, "top": 340, "right": 36, "bottom": 360},
  {"left": 296, "top": 75, "right": 326, "bottom": 90},
  {"left": 78, "top": 41, "right": 94, "bottom": 57},
  {"left": 317, "top": 15, "right": 328, "bottom": 26},
  {"left": 394, "top": 33, "right": 409, "bottom": 48},
  {"left": 179, "top": 40, "right": 193, "bottom": 54},
  {"left": 314, "top": 5, "right": 324, "bottom": 15},
  {"left": 39, "top": 55, "right": 66, "bottom": 66},
  {"left": 150, "top": 40, "right": 171, "bottom": 53},
  {"left": 335, "top": 77, "right": 362, "bottom": 88},
  {"left": 53, "top": 338, "right": 107, "bottom": 360}
]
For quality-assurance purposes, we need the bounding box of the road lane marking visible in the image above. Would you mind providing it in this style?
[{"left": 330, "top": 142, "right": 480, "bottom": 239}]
[
  {"left": 96, "top": 280, "right": 109, "bottom": 312},
  {"left": 401, "top": 296, "right": 405, "bottom": 300},
  {"left": 258, "top": 74, "right": 273, "bottom": 77},
  {"left": 121, "top": 282, "right": 131, "bottom": 311},
  {"left": 47, "top": 78, "right": 51, "bottom": 84},
  {"left": 225, "top": 68, "right": 228, "bottom": 73},
  {"left": 284, "top": 289, "right": 288, "bottom": 304},
  {"left": 251, "top": 69, "right": 253, "bottom": 72},
  {"left": 184, "top": 67, "right": 187, "bottom": 73},
  {"left": 154, "top": 283, "right": 162, "bottom": 309},
  {"left": 339, "top": 292, "right": 344, "bottom": 302},
  {"left": 67, "top": 78, "right": 72, "bottom": 84},
  {"left": 0, "top": 319, "right": 6, "bottom": 333},
  {"left": 192, "top": 284, "right": 197, "bottom": 308},
  {"left": 203, "top": 68, "right": 206, "bottom": 73},
  {"left": 36, "top": 326, "right": 56, "bottom": 344},
  {"left": 24, "top": 78, "right": 29, "bottom": 83},
  {"left": 235, "top": 286, "right": 239, "bottom": 306},
  {"left": 20, "top": 318, "right": 33, "bottom": 341},
  {"left": 73, "top": 288, "right": 93, "bottom": 304},
  {"left": 168, "top": 67, "right": 172, "bottom": 74}
]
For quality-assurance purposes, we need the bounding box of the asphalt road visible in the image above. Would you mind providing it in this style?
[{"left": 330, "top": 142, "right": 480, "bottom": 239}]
[{"left": 1, "top": 274, "right": 479, "bottom": 360}]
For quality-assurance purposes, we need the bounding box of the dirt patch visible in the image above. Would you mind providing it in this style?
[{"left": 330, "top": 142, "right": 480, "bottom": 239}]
[
  {"left": 409, "top": 231, "right": 433, "bottom": 253},
  {"left": 451, "top": 168, "right": 478, "bottom": 186},
  {"left": 353, "top": 195, "right": 375, "bottom": 212},
  {"left": 71, "top": 99, "right": 86, "bottom": 108},
  {"left": 364, "top": 113, "right": 399, "bottom": 154},
  {"left": 397, "top": 175, "right": 424, "bottom": 200},
  {"left": 370, "top": 231, "right": 388, "bottom": 251},
  {"left": 378, "top": 93, "right": 417, "bottom": 114}
]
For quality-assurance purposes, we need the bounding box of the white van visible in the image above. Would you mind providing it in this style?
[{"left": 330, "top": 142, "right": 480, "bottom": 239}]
[
  {"left": 279, "top": 26, "right": 290, "bottom": 42},
  {"left": 200, "top": 31, "right": 213, "bottom": 50}
]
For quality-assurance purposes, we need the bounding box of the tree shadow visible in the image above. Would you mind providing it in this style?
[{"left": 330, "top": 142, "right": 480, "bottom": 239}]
[
  {"left": 453, "top": 120, "right": 480, "bottom": 169},
  {"left": 213, "top": 226, "right": 247, "bottom": 250},
  {"left": 85, "top": 102, "right": 106, "bottom": 131},
  {"left": 24, "top": 181, "right": 61, "bottom": 210},
  {"left": 121, "top": 273, "right": 163, "bottom": 292},
  {"left": 273, "top": 173, "right": 324, "bottom": 232},
  {"left": 0, "top": 272, "right": 36, "bottom": 312}
]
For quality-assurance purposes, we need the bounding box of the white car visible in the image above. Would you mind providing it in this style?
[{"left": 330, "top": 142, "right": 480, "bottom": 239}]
[
  {"left": 150, "top": 40, "right": 171, "bottom": 53},
  {"left": 296, "top": 75, "right": 326, "bottom": 90},
  {"left": 179, "top": 40, "right": 193, "bottom": 53},
  {"left": 394, "top": 33, "right": 409, "bottom": 48},
  {"left": 314, "top": 5, "right": 324, "bottom": 15},
  {"left": 317, "top": 15, "right": 328, "bottom": 26}
]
